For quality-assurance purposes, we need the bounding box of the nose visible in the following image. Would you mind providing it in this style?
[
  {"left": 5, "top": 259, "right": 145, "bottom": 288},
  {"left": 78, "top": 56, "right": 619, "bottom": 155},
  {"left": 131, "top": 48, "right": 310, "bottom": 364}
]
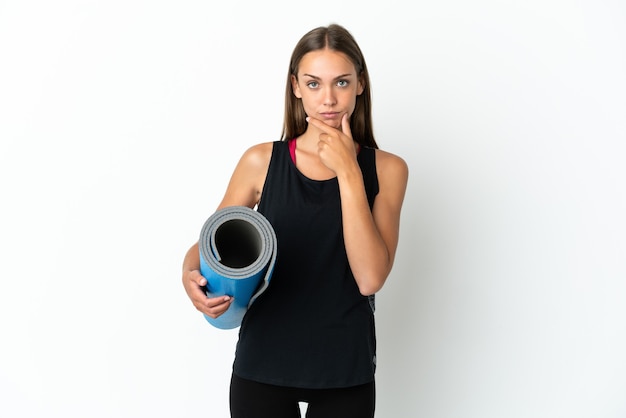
[{"left": 322, "top": 86, "right": 337, "bottom": 106}]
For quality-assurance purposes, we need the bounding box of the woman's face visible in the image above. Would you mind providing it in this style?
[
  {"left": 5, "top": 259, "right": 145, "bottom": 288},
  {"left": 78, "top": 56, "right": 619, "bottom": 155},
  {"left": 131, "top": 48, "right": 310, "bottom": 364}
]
[{"left": 291, "top": 48, "right": 364, "bottom": 131}]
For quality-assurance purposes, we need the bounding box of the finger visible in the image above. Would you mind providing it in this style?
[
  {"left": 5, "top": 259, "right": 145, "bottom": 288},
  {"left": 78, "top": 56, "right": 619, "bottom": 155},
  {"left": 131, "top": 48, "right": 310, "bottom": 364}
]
[
  {"left": 319, "top": 131, "right": 334, "bottom": 144},
  {"left": 340, "top": 113, "right": 352, "bottom": 136},
  {"left": 188, "top": 269, "right": 207, "bottom": 286},
  {"left": 183, "top": 271, "right": 207, "bottom": 303},
  {"left": 206, "top": 295, "right": 232, "bottom": 306},
  {"left": 202, "top": 296, "right": 234, "bottom": 318},
  {"left": 190, "top": 286, "right": 211, "bottom": 311},
  {"left": 306, "top": 116, "right": 341, "bottom": 137},
  {"left": 195, "top": 294, "right": 232, "bottom": 314}
]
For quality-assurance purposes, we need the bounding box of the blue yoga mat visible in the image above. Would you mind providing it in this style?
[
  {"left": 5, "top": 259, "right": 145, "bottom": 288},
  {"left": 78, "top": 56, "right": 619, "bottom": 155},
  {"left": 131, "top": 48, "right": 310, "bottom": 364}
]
[{"left": 198, "top": 206, "right": 277, "bottom": 329}]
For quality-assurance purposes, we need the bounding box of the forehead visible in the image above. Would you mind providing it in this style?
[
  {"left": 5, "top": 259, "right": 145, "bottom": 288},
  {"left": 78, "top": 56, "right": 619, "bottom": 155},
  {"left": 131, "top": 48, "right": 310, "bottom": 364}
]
[{"left": 297, "top": 49, "right": 357, "bottom": 77}]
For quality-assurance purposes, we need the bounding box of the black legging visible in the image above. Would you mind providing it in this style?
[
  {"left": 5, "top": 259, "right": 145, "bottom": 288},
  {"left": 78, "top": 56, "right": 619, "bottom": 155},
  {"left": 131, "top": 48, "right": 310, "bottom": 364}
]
[{"left": 229, "top": 373, "right": 375, "bottom": 418}]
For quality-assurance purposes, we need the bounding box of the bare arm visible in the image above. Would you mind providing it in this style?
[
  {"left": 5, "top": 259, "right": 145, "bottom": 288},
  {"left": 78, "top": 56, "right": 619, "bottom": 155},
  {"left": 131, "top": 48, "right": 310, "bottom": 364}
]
[
  {"left": 310, "top": 115, "right": 409, "bottom": 295},
  {"left": 181, "top": 143, "right": 273, "bottom": 317},
  {"left": 338, "top": 150, "right": 408, "bottom": 295}
]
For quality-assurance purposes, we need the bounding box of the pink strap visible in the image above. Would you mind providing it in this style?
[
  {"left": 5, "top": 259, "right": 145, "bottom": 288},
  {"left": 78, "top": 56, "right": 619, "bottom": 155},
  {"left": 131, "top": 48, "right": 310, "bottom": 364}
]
[{"left": 288, "top": 138, "right": 297, "bottom": 163}]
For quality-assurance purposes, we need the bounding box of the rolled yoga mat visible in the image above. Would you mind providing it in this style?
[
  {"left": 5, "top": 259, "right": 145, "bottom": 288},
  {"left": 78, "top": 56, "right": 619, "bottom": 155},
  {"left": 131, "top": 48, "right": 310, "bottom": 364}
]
[{"left": 198, "top": 206, "right": 277, "bottom": 329}]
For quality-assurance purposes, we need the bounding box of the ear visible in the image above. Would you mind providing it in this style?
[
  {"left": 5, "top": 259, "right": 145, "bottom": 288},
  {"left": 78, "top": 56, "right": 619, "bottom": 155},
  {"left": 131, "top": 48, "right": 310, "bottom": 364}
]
[
  {"left": 357, "top": 74, "right": 365, "bottom": 96},
  {"left": 291, "top": 75, "right": 302, "bottom": 98}
]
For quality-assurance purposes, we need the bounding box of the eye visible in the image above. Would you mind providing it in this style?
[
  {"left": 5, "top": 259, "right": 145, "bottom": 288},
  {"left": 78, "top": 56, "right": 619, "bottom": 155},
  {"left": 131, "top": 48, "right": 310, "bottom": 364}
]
[
  {"left": 306, "top": 81, "right": 319, "bottom": 89},
  {"left": 337, "top": 80, "right": 349, "bottom": 87}
]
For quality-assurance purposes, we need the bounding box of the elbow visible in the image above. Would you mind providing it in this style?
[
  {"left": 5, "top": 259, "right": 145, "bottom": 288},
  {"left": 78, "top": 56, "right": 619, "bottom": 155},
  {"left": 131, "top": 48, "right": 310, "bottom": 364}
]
[
  {"left": 358, "top": 286, "right": 379, "bottom": 297},
  {"left": 353, "top": 254, "right": 394, "bottom": 296},
  {"left": 356, "top": 275, "right": 387, "bottom": 296}
]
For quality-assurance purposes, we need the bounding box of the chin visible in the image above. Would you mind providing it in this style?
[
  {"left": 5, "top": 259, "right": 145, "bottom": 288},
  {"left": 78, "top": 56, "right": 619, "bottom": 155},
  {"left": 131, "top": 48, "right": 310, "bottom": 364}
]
[{"left": 323, "top": 120, "right": 342, "bottom": 129}]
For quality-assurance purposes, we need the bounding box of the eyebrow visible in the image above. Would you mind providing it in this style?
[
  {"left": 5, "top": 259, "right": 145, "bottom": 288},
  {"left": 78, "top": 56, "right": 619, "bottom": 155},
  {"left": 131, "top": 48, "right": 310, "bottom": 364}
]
[{"left": 302, "top": 73, "right": 353, "bottom": 80}]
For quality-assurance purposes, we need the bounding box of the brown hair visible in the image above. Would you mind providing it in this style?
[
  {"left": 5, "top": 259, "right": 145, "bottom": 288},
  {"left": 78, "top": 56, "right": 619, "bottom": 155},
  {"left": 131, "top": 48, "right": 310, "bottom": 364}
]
[{"left": 280, "top": 24, "right": 378, "bottom": 149}]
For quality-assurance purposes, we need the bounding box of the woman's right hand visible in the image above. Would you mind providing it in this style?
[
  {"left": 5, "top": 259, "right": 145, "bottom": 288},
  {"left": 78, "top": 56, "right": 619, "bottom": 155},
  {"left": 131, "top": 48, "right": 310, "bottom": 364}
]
[
  {"left": 182, "top": 268, "right": 233, "bottom": 318},
  {"left": 181, "top": 143, "right": 272, "bottom": 319}
]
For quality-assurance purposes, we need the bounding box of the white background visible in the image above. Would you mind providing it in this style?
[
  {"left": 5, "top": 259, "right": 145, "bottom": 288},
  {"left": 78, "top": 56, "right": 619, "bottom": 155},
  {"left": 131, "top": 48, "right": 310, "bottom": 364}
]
[{"left": 1, "top": 0, "right": 625, "bottom": 417}]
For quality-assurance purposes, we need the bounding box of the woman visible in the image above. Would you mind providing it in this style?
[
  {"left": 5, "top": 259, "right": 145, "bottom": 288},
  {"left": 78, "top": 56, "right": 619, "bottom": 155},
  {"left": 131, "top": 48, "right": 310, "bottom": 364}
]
[{"left": 182, "top": 23, "right": 408, "bottom": 418}]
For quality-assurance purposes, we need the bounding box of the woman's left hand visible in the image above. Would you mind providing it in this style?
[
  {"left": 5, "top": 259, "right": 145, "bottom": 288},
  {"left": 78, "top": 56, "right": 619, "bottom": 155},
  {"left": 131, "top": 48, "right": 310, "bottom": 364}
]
[{"left": 307, "top": 113, "right": 358, "bottom": 175}]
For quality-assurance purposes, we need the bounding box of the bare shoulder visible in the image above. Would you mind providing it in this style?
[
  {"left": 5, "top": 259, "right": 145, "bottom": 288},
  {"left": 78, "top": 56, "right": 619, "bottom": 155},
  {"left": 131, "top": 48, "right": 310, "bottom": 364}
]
[
  {"left": 370, "top": 148, "right": 408, "bottom": 241},
  {"left": 217, "top": 141, "right": 275, "bottom": 209},
  {"left": 233, "top": 141, "right": 276, "bottom": 191},
  {"left": 374, "top": 148, "right": 409, "bottom": 183},
  {"left": 239, "top": 141, "right": 274, "bottom": 171}
]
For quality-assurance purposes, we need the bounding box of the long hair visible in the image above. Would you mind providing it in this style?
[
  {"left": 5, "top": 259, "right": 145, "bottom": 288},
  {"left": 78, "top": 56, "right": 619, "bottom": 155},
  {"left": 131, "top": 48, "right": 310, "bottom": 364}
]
[{"left": 280, "top": 24, "right": 378, "bottom": 149}]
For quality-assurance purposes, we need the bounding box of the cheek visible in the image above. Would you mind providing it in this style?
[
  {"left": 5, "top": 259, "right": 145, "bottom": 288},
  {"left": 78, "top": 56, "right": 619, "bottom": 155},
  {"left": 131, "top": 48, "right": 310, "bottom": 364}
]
[
  {"left": 299, "top": 92, "right": 319, "bottom": 109},
  {"left": 298, "top": 98, "right": 315, "bottom": 117},
  {"left": 346, "top": 94, "right": 358, "bottom": 113}
]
